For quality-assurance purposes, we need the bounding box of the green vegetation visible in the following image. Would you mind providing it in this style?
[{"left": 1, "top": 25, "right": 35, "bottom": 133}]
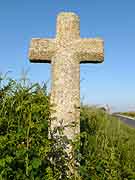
[
  {"left": 0, "top": 75, "right": 135, "bottom": 179},
  {"left": 120, "top": 112, "right": 135, "bottom": 118},
  {"left": 80, "top": 107, "right": 135, "bottom": 179}
]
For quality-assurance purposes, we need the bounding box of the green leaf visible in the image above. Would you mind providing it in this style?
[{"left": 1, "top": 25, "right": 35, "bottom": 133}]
[
  {"left": 31, "top": 159, "right": 41, "bottom": 169},
  {"left": 0, "top": 159, "right": 5, "bottom": 167}
]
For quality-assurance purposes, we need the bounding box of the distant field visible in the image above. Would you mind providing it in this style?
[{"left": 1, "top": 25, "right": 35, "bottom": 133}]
[{"left": 120, "top": 112, "right": 135, "bottom": 118}]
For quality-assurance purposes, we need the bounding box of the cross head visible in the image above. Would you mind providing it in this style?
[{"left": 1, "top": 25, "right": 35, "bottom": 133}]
[{"left": 29, "top": 12, "right": 104, "bottom": 140}]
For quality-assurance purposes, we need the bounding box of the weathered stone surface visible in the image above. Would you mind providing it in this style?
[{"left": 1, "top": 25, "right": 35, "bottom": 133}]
[
  {"left": 29, "top": 39, "right": 56, "bottom": 63},
  {"left": 28, "top": 12, "right": 104, "bottom": 140}
]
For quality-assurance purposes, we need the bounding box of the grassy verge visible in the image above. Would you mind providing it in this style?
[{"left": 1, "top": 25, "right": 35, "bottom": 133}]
[
  {"left": 120, "top": 112, "right": 135, "bottom": 119},
  {"left": 80, "top": 106, "right": 135, "bottom": 179}
]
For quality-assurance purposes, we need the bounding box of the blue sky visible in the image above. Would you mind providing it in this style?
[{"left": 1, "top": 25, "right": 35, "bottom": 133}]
[{"left": 0, "top": 0, "right": 135, "bottom": 112}]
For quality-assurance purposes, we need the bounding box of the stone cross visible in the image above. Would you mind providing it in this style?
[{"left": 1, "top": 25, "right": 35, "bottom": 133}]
[{"left": 28, "top": 12, "right": 104, "bottom": 141}]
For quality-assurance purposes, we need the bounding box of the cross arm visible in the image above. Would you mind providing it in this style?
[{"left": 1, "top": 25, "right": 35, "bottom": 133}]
[
  {"left": 28, "top": 38, "right": 56, "bottom": 63},
  {"left": 74, "top": 38, "right": 104, "bottom": 63}
]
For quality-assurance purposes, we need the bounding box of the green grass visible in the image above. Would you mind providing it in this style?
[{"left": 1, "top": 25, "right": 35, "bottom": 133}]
[
  {"left": 80, "top": 106, "right": 135, "bottom": 179},
  {"left": 0, "top": 76, "right": 135, "bottom": 179},
  {"left": 120, "top": 112, "right": 135, "bottom": 118}
]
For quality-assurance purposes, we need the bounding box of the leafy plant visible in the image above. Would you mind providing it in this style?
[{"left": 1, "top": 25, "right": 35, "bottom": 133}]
[{"left": 1, "top": 75, "right": 135, "bottom": 179}]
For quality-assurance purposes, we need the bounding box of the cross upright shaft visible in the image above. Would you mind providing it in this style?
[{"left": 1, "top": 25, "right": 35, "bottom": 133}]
[{"left": 29, "top": 12, "right": 104, "bottom": 140}]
